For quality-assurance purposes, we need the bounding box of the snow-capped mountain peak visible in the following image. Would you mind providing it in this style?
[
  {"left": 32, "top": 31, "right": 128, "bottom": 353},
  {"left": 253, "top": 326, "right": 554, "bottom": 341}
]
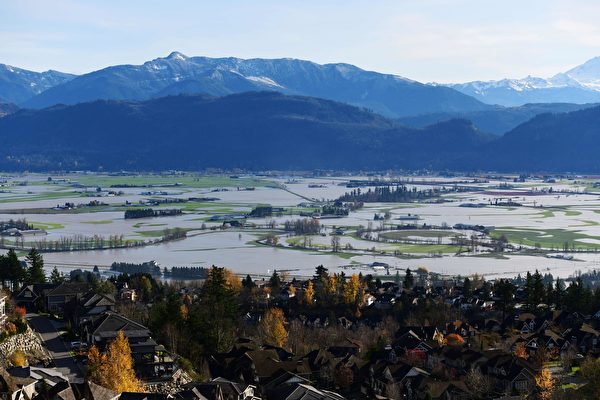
[
  {"left": 166, "top": 51, "right": 188, "bottom": 61},
  {"left": 443, "top": 56, "right": 600, "bottom": 106}
]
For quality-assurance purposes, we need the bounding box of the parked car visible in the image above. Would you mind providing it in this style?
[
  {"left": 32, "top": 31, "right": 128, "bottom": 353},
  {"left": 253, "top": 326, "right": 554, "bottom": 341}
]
[{"left": 70, "top": 341, "right": 88, "bottom": 350}]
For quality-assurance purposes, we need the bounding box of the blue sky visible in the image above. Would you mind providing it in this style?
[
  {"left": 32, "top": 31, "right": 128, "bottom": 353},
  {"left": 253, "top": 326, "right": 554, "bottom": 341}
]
[{"left": 2, "top": 0, "right": 600, "bottom": 82}]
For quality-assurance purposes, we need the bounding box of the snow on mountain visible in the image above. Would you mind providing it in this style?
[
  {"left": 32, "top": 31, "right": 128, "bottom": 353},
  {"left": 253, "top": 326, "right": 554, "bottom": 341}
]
[
  {"left": 0, "top": 64, "right": 75, "bottom": 104},
  {"left": 23, "top": 52, "right": 489, "bottom": 117},
  {"left": 443, "top": 56, "right": 600, "bottom": 106}
]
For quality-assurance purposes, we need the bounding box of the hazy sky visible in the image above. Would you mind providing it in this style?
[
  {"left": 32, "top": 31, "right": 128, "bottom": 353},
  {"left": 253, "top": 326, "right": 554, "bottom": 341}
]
[{"left": 2, "top": 0, "right": 600, "bottom": 82}]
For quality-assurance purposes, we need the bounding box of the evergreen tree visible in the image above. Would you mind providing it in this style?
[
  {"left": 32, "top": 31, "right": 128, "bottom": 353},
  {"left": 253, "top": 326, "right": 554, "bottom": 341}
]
[
  {"left": 50, "top": 267, "right": 66, "bottom": 284},
  {"left": 555, "top": 278, "right": 565, "bottom": 308},
  {"left": 1, "top": 249, "right": 27, "bottom": 290},
  {"left": 531, "top": 270, "right": 545, "bottom": 310},
  {"left": 191, "top": 266, "right": 238, "bottom": 353},
  {"left": 463, "top": 277, "right": 472, "bottom": 297},
  {"left": 403, "top": 268, "right": 414, "bottom": 290},
  {"left": 26, "top": 248, "right": 46, "bottom": 283},
  {"left": 394, "top": 270, "right": 401, "bottom": 286},
  {"left": 269, "top": 270, "right": 282, "bottom": 290},
  {"left": 494, "top": 279, "right": 516, "bottom": 320},
  {"left": 242, "top": 274, "right": 255, "bottom": 289},
  {"left": 545, "top": 282, "right": 554, "bottom": 306}
]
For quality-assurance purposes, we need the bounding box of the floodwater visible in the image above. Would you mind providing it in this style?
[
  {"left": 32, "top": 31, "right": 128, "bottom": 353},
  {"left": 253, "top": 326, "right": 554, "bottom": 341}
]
[{"left": 1, "top": 173, "right": 599, "bottom": 279}]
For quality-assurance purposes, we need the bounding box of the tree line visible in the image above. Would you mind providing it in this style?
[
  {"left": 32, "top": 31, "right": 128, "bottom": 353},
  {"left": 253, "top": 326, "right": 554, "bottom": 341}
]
[
  {"left": 337, "top": 185, "right": 442, "bottom": 203},
  {"left": 124, "top": 208, "right": 182, "bottom": 219}
]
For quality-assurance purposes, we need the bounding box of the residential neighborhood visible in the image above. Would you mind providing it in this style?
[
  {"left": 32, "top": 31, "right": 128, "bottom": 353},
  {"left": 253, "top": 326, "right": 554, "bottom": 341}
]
[{"left": 2, "top": 251, "right": 600, "bottom": 399}]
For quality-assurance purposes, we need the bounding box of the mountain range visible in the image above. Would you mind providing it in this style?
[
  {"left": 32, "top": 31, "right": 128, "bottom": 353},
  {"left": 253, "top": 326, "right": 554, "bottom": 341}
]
[
  {"left": 444, "top": 57, "right": 600, "bottom": 107},
  {"left": 0, "top": 91, "right": 599, "bottom": 173},
  {"left": 397, "top": 102, "right": 597, "bottom": 135},
  {"left": 0, "top": 64, "right": 74, "bottom": 104},
  {"left": 19, "top": 52, "right": 490, "bottom": 118}
]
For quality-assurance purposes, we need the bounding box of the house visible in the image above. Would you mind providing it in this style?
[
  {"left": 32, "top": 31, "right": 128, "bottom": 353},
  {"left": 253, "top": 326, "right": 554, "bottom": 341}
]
[
  {"left": 1, "top": 366, "right": 76, "bottom": 400},
  {"left": 415, "top": 378, "right": 472, "bottom": 400},
  {"left": 83, "top": 311, "right": 175, "bottom": 381},
  {"left": 83, "top": 381, "right": 120, "bottom": 400},
  {"left": 14, "top": 283, "right": 58, "bottom": 312},
  {"left": 180, "top": 377, "right": 260, "bottom": 400},
  {"left": 45, "top": 282, "right": 90, "bottom": 315},
  {"left": 484, "top": 354, "right": 536, "bottom": 396},
  {"left": 266, "top": 383, "right": 345, "bottom": 400},
  {"left": 120, "top": 283, "right": 138, "bottom": 302},
  {"left": 64, "top": 291, "right": 116, "bottom": 328}
]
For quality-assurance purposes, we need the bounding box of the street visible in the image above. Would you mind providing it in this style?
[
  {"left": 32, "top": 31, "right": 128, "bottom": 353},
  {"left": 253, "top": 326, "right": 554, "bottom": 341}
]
[{"left": 27, "top": 313, "right": 85, "bottom": 383}]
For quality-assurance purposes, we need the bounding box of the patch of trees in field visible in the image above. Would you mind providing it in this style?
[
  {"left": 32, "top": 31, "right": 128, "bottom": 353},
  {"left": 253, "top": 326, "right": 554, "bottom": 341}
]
[
  {"left": 0, "top": 218, "right": 33, "bottom": 231},
  {"left": 124, "top": 208, "right": 182, "bottom": 219},
  {"left": 164, "top": 266, "right": 209, "bottom": 280},
  {"left": 111, "top": 261, "right": 162, "bottom": 276},
  {"left": 284, "top": 218, "right": 321, "bottom": 235},
  {"left": 31, "top": 234, "right": 128, "bottom": 251},
  {"left": 337, "top": 186, "right": 441, "bottom": 203}
]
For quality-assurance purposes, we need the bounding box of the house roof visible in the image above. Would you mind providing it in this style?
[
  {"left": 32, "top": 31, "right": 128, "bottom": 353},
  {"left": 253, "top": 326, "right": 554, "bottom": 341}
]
[
  {"left": 86, "top": 380, "right": 119, "bottom": 400},
  {"left": 47, "top": 282, "right": 90, "bottom": 297},
  {"left": 267, "top": 383, "right": 345, "bottom": 400},
  {"left": 15, "top": 283, "right": 58, "bottom": 301},
  {"left": 89, "top": 311, "right": 151, "bottom": 339}
]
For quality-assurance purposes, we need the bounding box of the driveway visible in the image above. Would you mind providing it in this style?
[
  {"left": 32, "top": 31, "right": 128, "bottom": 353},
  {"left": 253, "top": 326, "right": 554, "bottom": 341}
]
[{"left": 27, "top": 313, "right": 84, "bottom": 382}]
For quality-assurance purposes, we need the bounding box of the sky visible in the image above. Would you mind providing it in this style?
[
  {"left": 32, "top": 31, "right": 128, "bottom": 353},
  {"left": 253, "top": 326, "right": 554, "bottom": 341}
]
[{"left": 2, "top": 0, "right": 600, "bottom": 83}]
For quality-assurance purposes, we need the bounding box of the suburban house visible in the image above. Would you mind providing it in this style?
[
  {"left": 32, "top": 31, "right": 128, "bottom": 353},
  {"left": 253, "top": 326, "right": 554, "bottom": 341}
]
[
  {"left": 45, "top": 282, "right": 90, "bottom": 315},
  {"left": 82, "top": 311, "right": 175, "bottom": 381},
  {"left": 63, "top": 291, "right": 116, "bottom": 328},
  {"left": 0, "top": 366, "right": 76, "bottom": 400},
  {"left": 14, "top": 283, "right": 58, "bottom": 312}
]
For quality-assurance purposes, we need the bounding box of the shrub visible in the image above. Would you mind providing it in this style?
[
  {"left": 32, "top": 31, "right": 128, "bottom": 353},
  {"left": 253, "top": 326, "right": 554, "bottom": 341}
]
[
  {"left": 5, "top": 322, "right": 17, "bottom": 335},
  {"left": 13, "top": 306, "right": 26, "bottom": 320},
  {"left": 10, "top": 350, "right": 27, "bottom": 367}
]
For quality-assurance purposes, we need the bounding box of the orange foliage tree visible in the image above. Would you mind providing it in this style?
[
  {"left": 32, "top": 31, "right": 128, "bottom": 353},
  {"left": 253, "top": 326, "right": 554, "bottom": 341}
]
[
  {"left": 445, "top": 333, "right": 465, "bottom": 346},
  {"left": 13, "top": 306, "right": 26, "bottom": 320},
  {"left": 514, "top": 343, "right": 528, "bottom": 359},
  {"left": 87, "top": 330, "right": 143, "bottom": 393}
]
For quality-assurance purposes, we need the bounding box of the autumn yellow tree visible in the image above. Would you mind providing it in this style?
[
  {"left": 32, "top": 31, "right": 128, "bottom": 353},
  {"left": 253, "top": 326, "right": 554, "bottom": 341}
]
[
  {"left": 304, "top": 280, "right": 314, "bottom": 305},
  {"left": 328, "top": 274, "right": 338, "bottom": 296},
  {"left": 535, "top": 367, "right": 554, "bottom": 400},
  {"left": 343, "top": 274, "right": 360, "bottom": 304},
  {"left": 87, "top": 331, "right": 143, "bottom": 393},
  {"left": 87, "top": 345, "right": 108, "bottom": 385},
  {"left": 223, "top": 268, "right": 242, "bottom": 292},
  {"left": 258, "top": 307, "right": 288, "bottom": 348}
]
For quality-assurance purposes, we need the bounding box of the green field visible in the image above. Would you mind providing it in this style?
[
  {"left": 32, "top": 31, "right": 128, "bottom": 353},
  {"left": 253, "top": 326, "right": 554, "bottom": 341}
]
[
  {"left": 30, "top": 221, "right": 65, "bottom": 230},
  {"left": 69, "top": 174, "right": 277, "bottom": 189},
  {"left": 379, "top": 230, "right": 459, "bottom": 240},
  {"left": 491, "top": 227, "right": 600, "bottom": 249}
]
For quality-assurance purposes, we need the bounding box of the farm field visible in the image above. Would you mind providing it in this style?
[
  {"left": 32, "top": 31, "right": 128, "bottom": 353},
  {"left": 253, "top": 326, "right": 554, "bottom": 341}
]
[{"left": 1, "top": 172, "right": 600, "bottom": 278}]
